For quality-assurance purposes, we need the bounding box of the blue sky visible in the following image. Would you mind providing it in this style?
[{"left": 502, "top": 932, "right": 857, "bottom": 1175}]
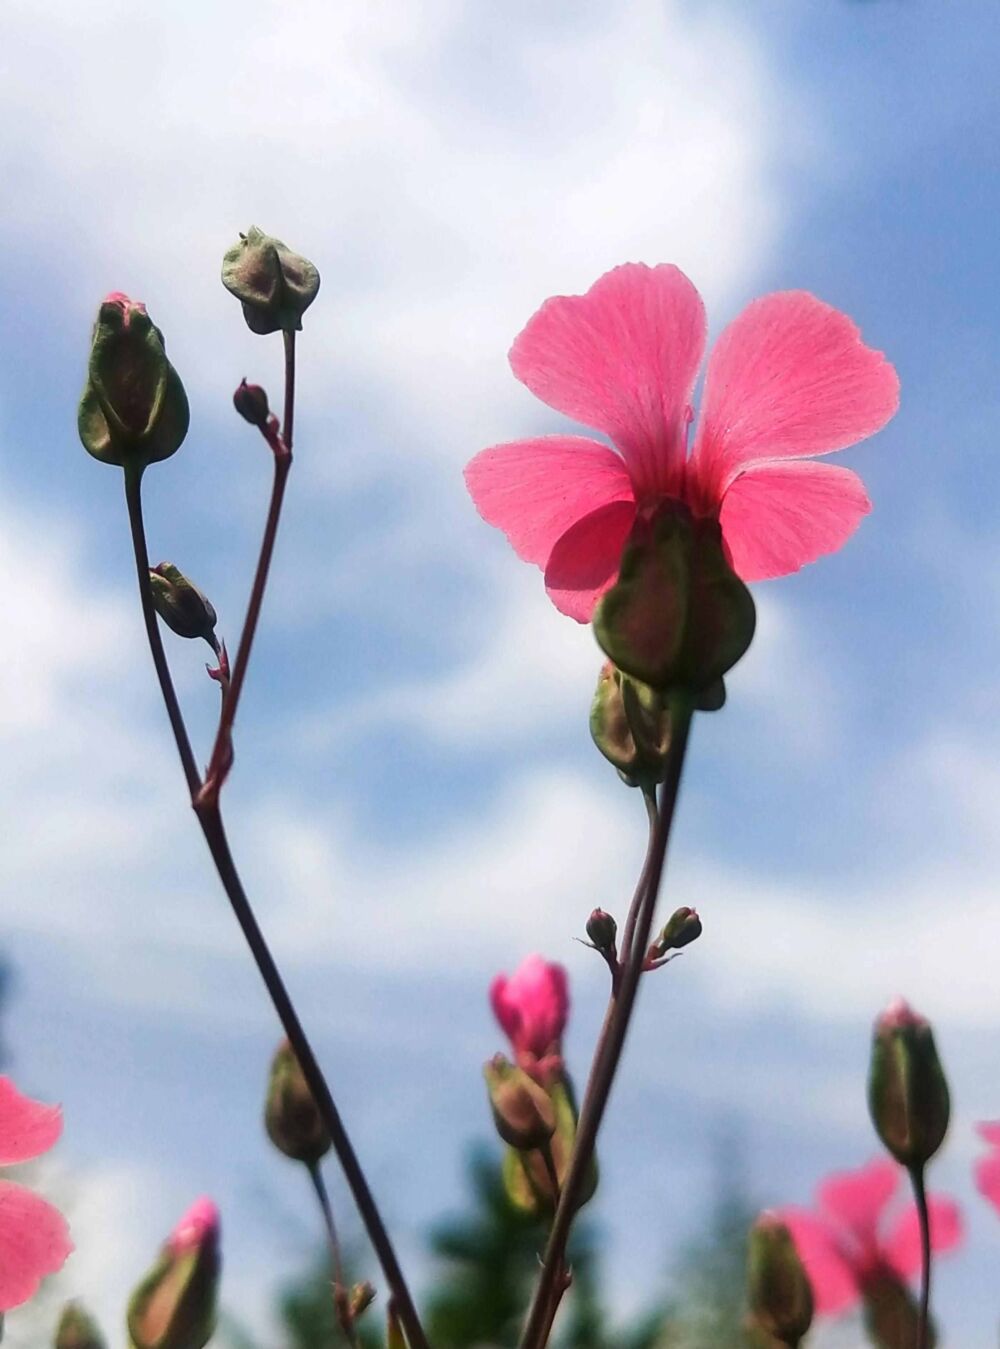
[{"left": 2, "top": 0, "right": 1000, "bottom": 1344}]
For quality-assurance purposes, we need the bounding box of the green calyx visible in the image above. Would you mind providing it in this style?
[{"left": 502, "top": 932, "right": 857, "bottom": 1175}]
[
  {"left": 484, "top": 1054, "right": 557, "bottom": 1151},
  {"left": 127, "top": 1243, "right": 219, "bottom": 1349},
  {"left": 78, "top": 295, "right": 189, "bottom": 469},
  {"left": 54, "top": 1301, "right": 107, "bottom": 1349},
  {"left": 593, "top": 502, "right": 755, "bottom": 697},
  {"left": 264, "top": 1040, "right": 331, "bottom": 1165},
  {"left": 500, "top": 1075, "right": 598, "bottom": 1218},
  {"left": 149, "top": 563, "right": 218, "bottom": 644},
  {"left": 221, "top": 226, "right": 320, "bottom": 335},
  {"left": 868, "top": 1010, "right": 950, "bottom": 1168},
  {"left": 746, "top": 1217, "right": 814, "bottom": 1347}
]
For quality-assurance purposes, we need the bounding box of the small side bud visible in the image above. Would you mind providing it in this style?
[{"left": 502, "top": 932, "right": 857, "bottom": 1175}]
[
  {"left": 222, "top": 227, "right": 320, "bottom": 334},
  {"left": 868, "top": 998, "right": 950, "bottom": 1168},
  {"left": 484, "top": 1054, "right": 556, "bottom": 1151},
  {"left": 746, "top": 1213, "right": 814, "bottom": 1347},
  {"left": 264, "top": 1040, "right": 331, "bottom": 1164},
  {"left": 585, "top": 908, "right": 617, "bottom": 954},
  {"left": 349, "top": 1281, "right": 376, "bottom": 1319},
  {"left": 149, "top": 563, "right": 218, "bottom": 644},
  {"left": 590, "top": 661, "right": 672, "bottom": 788},
  {"left": 78, "top": 293, "right": 189, "bottom": 470},
  {"left": 651, "top": 906, "right": 702, "bottom": 958},
  {"left": 127, "top": 1198, "right": 220, "bottom": 1349},
  {"left": 54, "top": 1301, "right": 106, "bottom": 1349},
  {"left": 233, "top": 379, "right": 270, "bottom": 428}
]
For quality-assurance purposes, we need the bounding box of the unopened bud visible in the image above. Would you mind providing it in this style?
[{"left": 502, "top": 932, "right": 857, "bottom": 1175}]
[
  {"left": 265, "top": 1040, "right": 331, "bottom": 1164},
  {"left": 232, "top": 379, "right": 270, "bottom": 428},
  {"left": 590, "top": 661, "right": 672, "bottom": 787},
  {"left": 348, "top": 1282, "right": 376, "bottom": 1319},
  {"left": 149, "top": 563, "right": 218, "bottom": 643},
  {"left": 127, "top": 1198, "right": 220, "bottom": 1349},
  {"left": 652, "top": 906, "right": 702, "bottom": 957},
  {"left": 78, "top": 293, "right": 189, "bottom": 469},
  {"left": 593, "top": 502, "right": 755, "bottom": 696},
  {"left": 868, "top": 998, "right": 950, "bottom": 1168},
  {"left": 54, "top": 1301, "right": 106, "bottom": 1349},
  {"left": 222, "top": 227, "right": 320, "bottom": 335},
  {"left": 746, "top": 1214, "right": 814, "bottom": 1347},
  {"left": 585, "top": 909, "right": 617, "bottom": 953},
  {"left": 484, "top": 1054, "right": 556, "bottom": 1151}
]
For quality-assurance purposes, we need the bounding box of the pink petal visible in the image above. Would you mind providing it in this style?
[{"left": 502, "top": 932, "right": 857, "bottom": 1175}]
[
  {"left": 0, "top": 1180, "right": 72, "bottom": 1311},
  {"left": 975, "top": 1146, "right": 1000, "bottom": 1215},
  {"left": 976, "top": 1121, "right": 1000, "bottom": 1148},
  {"left": 491, "top": 957, "right": 569, "bottom": 1061},
  {"left": 717, "top": 460, "right": 871, "bottom": 582},
  {"left": 778, "top": 1208, "right": 861, "bottom": 1315},
  {"left": 489, "top": 975, "right": 521, "bottom": 1046},
  {"left": 882, "top": 1195, "right": 963, "bottom": 1282},
  {"left": 543, "top": 500, "right": 637, "bottom": 622},
  {"left": 510, "top": 263, "right": 706, "bottom": 496},
  {"left": 692, "top": 290, "right": 899, "bottom": 490},
  {"left": 817, "top": 1159, "right": 900, "bottom": 1248},
  {"left": 0, "top": 1078, "right": 62, "bottom": 1166},
  {"left": 464, "top": 436, "right": 634, "bottom": 567}
]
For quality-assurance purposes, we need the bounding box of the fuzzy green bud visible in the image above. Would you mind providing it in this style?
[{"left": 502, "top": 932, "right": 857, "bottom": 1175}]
[
  {"left": 868, "top": 999, "right": 950, "bottom": 1168},
  {"left": 746, "top": 1214, "right": 814, "bottom": 1347},
  {"left": 54, "top": 1301, "right": 106, "bottom": 1349},
  {"left": 78, "top": 293, "right": 189, "bottom": 469},
  {"left": 127, "top": 1199, "right": 220, "bottom": 1349},
  {"left": 651, "top": 906, "right": 702, "bottom": 957},
  {"left": 222, "top": 227, "right": 320, "bottom": 334},
  {"left": 264, "top": 1040, "right": 331, "bottom": 1164},
  {"left": 484, "top": 1054, "right": 556, "bottom": 1151},
  {"left": 149, "top": 563, "right": 218, "bottom": 643}
]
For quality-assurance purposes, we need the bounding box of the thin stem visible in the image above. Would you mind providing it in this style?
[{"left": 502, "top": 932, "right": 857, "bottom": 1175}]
[
  {"left": 283, "top": 329, "right": 296, "bottom": 450},
  {"left": 519, "top": 697, "right": 694, "bottom": 1349},
  {"left": 123, "top": 464, "right": 202, "bottom": 798},
  {"left": 618, "top": 787, "right": 659, "bottom": 968},
  {"left": 195, "top": 804, "right": 429, "bottom": 1349},
  {"left": 308, "top": 1162, "right": 359, "bottom": 1348},
  {"left": 909, "top": 1164, "right": 931, "bottom": 1349}
]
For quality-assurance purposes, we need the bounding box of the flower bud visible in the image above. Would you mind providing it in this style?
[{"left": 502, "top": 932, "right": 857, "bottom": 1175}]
[
  {"left": 746, "top": 1214, "right": 814, "bottom": 1347},
  {"left": 221, "top": 227, "right": 320, "bottom": 334},
  {"left": 501, "top": 1077, "right": 598, "bottom": 1218},
  {"left": 484, "top": 1054, "right": 556, "bottom": 1151},
  {"left": 127, "top": 1198, "right": 220, "bottom": 1349},
  {"left": 590, "top": 661, "right": 673, "bottom": 787},
  {"left": 868, "top": 998, "right": 950, "bottom": 1168},
  {"left": 651, "top": 906, "right": 702, "bottom": 957},
  {"left": 54, "top": 1301, "right": 106, "bottom": 1349},
  {"left": 348, "top": 1282, "right": 376, "bottom": 1320},
  {"left": 78, "top": 293, "right": 189, "bottom": 469},
  {"left": 264, "top": 1040, "right": 331, "bottom": 1164},
  {"left": 232, "top": 379, "right": 271, "bottom": 428},
  {"left": 593, "top": 501, "right": 756, "bottom": 696},
  {"left": 585, "top": 908, "right": 617, "bottom": 954},
  {"left": 149, "top": 563, "right": 218, "bottom": 644}
]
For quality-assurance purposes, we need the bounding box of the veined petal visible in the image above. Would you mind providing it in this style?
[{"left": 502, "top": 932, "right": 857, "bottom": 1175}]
[
  {"left": 881, "top": 1196, "right": 963, "bottom": 1282},
  {"left": 718, "top": 460, "right": 871, "bottom": 582},
  {"left": 778, "top": 1208, "right": 861, "bottom": 1315},
  {"left": 510, "top": 264, "right": 706, "bottom": 495},
  {"left": 543, "top": 500, "right": 637, "bottom": 622},
  {"left": 0, "top": 1078, "right": 62, "bottom": 1166},
  {"left": 817, "top": 1159, "right": 899, "bottom": 1248},
  {"left": 0, "top": 1180, "right": 71, "bottom": 1311},
  {"left": 465, "top": 436, "right": 634, "bottom": 566},
  {"left": 692, "top": 291, "right": 899, "bottom": 489}
]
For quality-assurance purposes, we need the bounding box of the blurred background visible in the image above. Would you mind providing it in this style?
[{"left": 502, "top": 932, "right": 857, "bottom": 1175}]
[{"left": 1, "top": 0, "right": 999, "bottom": 1343}]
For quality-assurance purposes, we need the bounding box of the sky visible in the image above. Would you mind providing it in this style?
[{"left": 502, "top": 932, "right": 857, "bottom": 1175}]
[{"left": 1, "top": 0, "right": 1000, "bottom": 1344}]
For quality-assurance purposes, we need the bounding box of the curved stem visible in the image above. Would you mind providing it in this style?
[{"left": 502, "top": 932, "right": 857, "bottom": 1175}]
[
  {"left": 123, "top": 464, "right": 202, "bottom": 798},
  {"left": 308, "top": 1161, "right": 359, "bottom": 1348},
  {"left": 519, "top": 697, "right": 694, "bottom": 1349},
  {"left": 909, "top": 1163, "right": 931, "bottom": 1349}
]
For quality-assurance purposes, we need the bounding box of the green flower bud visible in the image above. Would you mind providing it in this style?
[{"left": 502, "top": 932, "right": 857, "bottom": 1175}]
[
  {"left": 55, "top": 1301, "right": 106, "bottom": 1349},
  {"left": 501, "top": 1077, "right": 598, "bottom": 1217},
  {"left": 585, "top": 908, "right": 617, "bottom": 954},
  {"left": 78, "top": 293, "right": 189, "bottom": 470},
  {"left": 484, "top": 1054, "right": 556, "bottom": 1151},
  {"left": 651, "top": 906, "right": 702, "bottom": 957},
  {"left": 868, "top": 998, "right": 950, "bottom": 1168},
  {"left": 862, "top": 1271, "right": 937, "bottom": 1349},
  {"left": 593, "top": 501, "right": 755, "bottom": 696},
  {"left": 127, "top": 1199, "right": 220, "bottom": 1349},
  {"left": 222, "top": 227, "right": 320, "bottom": 334},
  {"left": 264, "top": 1040, "right": 331, "bottom": 1164},
  {"left": 149, "top": 564, "right": 218, "bottom": 644},
  {"left": 746, "top": 1214, "right": 814, "bottom": 1347},
  {"left": 589, "top": 661, "right": 673, "bottom": 787},
  {"left": 232, "top": 379, "right": 271, "bottom": 428}
]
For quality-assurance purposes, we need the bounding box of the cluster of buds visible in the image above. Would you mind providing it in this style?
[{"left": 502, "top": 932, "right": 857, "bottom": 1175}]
[{"left": 126, "top": 1199, "right": 220, "bottom": 1349}]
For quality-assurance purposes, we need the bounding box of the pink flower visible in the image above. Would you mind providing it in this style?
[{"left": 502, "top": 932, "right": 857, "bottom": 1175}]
[
  {"left": 465, "top": 264, "right": 899, "bottom": 621},
  {"left": 974, "top": 1121, "right": 1000, "bottom": 1214},
  {"left": 777, "top": 1158, "right": 961, "bottom": 1316},
  {"left": 490, "top": 955, "right": 568, "bottom": 1082},
  {"left": 0, "top": 1076, "right": 72, "bottom": 1310},
  {"left": 168, "top": 1196, "right": 220, "bottom": 1254}
]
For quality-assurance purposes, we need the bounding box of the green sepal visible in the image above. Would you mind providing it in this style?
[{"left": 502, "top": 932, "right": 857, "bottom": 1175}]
[
  {"left": 221, "top": 226, "right": 320, "bottom": 334},
  {"left": 499, "top": 1075, "right": 597, "bottom": 1218}
]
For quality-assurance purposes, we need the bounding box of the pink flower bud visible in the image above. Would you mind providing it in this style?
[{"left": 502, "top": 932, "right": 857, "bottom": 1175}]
[
  {"left": 490, "top": 955, "right": 568, "bottom": 1081},
  {"left": 127, "top": 1198, "right": 220, "bottom": 1349}
]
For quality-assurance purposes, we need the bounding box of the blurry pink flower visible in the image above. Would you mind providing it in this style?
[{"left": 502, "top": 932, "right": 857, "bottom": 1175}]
[
  {"left": 490, "top": 955, "right": 568, "bottom": 1082},
  {"left": 0, "top": 1076, "right": 72, "bottom": 1310},
  {"left": 465, "top": 264, "right": 899, "bottom": 621},
  {"left": 778, "top": 1158, "right": 961, "bottom": 1316},
  {"left": 974, "top": 1122, "right": 1000, "bottom": 1214}
]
